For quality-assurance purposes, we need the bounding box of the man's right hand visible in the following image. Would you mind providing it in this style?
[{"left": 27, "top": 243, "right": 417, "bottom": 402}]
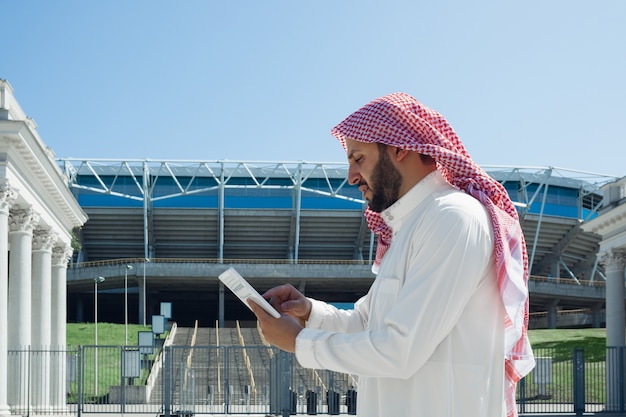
[{"left": 263, "top": 284, "right": 312, "bottom": 326}]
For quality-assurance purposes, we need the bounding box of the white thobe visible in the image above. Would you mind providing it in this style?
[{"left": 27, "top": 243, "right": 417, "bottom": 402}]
[{"left": 295, "top": 170, "right": 506, "bottom": 417}]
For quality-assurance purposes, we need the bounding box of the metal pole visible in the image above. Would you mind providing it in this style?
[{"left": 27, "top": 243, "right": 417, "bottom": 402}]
[
  {"left": 573, "top": 348, "right": 585, "bottom": 415},
  {"left": 142, "top": 161, "right": 150, "bottom": 326},
  {"left": 94, "top": 276, "right": 104, "bottom": 397},
  {"left": 218, "top": 165, "right": 224, "bottom": 262},
  {"left": 124, "top": 265, "right": 133, "bottom": 345},
  {"left": 294, "top": 163, "right": 302, "bottom": 263},
  {"left": 94, "top": 280, "right": 97, "bottom": 397},
  {"left": 124, "top": 268, "right": 127, "bottom": 345},
  {"left": 163, "top": 346, "right": 171, "bottom": 417},
  {"left": 142, "top": 259, "right": 149, "bottom": 326},
  {"left": 518, "top": 376, "right": 526, "bottom": 414},
  {"left": 77, "top": 345, "right": 83, "bottom": 417},
  {"left": 281, "top": 351, "right": 293, "bottom": 417}
]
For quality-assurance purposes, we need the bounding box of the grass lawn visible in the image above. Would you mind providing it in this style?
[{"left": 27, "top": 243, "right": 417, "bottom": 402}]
[
  {"left": 525, "top": 328, "right": 608, "bottom": 404},
  {"left": 68, "top": 323, "right": 608, "bottom": 350},
  {"left": 529, "top": 328, "right": 607, "bottom": 362},
  {"left": 67, "top": 322, "right": 152, "bottom": 348}
]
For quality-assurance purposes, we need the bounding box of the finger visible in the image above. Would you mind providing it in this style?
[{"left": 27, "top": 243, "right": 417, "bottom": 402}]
[
  {"left": 248, "top": 299, "right": 270, "bottom": 319},
  {"left": 279, "top": 299, "right": 302, "bottom": 312},
  {"left": 263, "top": 284, "right": 298, "bottom": 300},
  {"left": 262, "top": 285, "right": 288, "bottom": 299}
]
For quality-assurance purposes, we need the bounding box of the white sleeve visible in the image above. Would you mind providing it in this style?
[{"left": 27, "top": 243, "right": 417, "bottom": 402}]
[
  {"left": 297, "top": 296, "right": 370, "bottom": 367},
  {"left": 295, "top": 204, "right": 494, "bottom": 377},
  {"left": 305, "top": 295, "right": 369, "bottom": 333}
]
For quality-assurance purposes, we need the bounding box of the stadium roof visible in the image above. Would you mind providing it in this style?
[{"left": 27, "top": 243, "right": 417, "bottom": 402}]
[{"left": 60, "top": 159, "right": 619, "bottom": 284}]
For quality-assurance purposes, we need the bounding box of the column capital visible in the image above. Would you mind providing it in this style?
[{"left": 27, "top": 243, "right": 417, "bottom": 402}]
[
  {"left": 600, "top": 250, "right": 626, "bottom": 272},
  {"left": 8, "top": 207, "right": 38, "bottom": 233},
  {"left": 32, "top": 229, "right": 57, "bottom": 251},
  {"left": 0, "top": 181, "right": 17, "bottom": 214},
  {"left": 52, "top": 245, "right": 73, "bottom": 267}
]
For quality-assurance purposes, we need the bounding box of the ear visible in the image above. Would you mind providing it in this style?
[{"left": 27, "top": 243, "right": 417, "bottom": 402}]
[{"left": 390, "top": 146, "right": 410, "bottom": 162}]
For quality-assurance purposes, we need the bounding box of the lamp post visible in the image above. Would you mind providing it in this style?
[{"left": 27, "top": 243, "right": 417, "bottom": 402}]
[
  {"left": 94, "top": 276, "right": 105, "bottom": 397},
  {"left": 142, "top": 258, "right": 150, "bottom": 326},
  {"left": 124, "top": 264, "right": 133, "bottom": 346}
]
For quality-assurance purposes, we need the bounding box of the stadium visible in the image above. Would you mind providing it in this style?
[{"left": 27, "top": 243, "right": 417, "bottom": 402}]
[
  {"left": 62, "top": 158, "right": 618, "bottom": 330},
  {"left": 3, "top": 78, "right": 626, "bottom": 416}
]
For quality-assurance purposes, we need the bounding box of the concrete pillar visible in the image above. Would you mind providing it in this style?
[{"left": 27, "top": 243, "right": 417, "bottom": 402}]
[
  {"left": 7, "top": 207, "right": 37, "bottom": 414},
  {"left": 219, "top": 281, "right": 225, "bottom": 328},
  {"left": 31, "top": 229, "right": 56, "bottom": 412},
  {"left": 50, "top": 245, "right": 72, "bottom": 413},
  {"left": 0, "top": 183, "right": 16, "bottom": 417},
  {"left": 550, "top": 260, "right": 560, "bottom": 283},
  {"left": 546, "top": 299, "right": 560, "bottom": 329},
  {"left": 592, "top": 302, "right": 604, "bottom": 329},
  {"left": 601, "top": 250, "right": 626, "bottom": 412},
  {"left": 75, "top": 295, "right": 84, "bottom": 323}
]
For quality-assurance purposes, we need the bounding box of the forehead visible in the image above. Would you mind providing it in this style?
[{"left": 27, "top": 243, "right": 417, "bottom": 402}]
[{"left": 345, "top": 138, "right": 379, "bottom": 156}]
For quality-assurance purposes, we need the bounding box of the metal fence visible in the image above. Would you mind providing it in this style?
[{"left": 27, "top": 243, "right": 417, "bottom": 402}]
[{"left": 7, "top": 345, "right": 626, "bottom": 416}]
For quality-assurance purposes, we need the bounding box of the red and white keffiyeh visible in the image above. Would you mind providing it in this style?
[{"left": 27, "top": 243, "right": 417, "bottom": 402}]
[{"left": 331, "top": 92, "right": 535, "bottom": 417}]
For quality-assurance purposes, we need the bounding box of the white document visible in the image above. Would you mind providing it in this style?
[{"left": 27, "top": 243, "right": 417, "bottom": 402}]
[{"left": 218, "top": 267, "right": 281, "bottom": 318}]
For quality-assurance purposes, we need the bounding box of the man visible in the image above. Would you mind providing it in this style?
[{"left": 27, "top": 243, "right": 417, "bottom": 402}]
[{"left": 249, "top": 93, "right": 534, "bottom": 417}]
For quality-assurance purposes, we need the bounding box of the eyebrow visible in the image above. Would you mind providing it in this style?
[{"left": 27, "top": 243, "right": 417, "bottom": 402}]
[{"left": 347, "top": 149, "right": 357, "bottom": 161}]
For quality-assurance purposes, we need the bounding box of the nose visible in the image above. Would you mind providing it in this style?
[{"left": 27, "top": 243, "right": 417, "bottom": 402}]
[{"left": 348, "top": 164, "right": 361, "bottom": 186}]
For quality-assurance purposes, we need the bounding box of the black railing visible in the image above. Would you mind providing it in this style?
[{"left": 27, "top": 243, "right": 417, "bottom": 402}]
[{"left": 8, "top": 345, "right": 626, "bottom": 415}]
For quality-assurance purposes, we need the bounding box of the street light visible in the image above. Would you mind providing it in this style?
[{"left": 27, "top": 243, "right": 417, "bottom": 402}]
[
  {"left": 124, "top": 264, "right": 133, "bottom": 346},
  {"left": 142, "top": 258, "right": 150, "bottom": 326},
  {"left": 94, "top": 276, "right": 105, "bottom": 397}
]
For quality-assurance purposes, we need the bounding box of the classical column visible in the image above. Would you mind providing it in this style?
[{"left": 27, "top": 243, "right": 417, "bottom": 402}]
[
  {"left": 0, "top": 182, "right": 16, "bottom": 417},
  {"left": 32, "top": 230, "right": 56, "bottom": 346},
  {"left": 603, "top": 250, "right": 626, "bottom": 347},
  {"left": 31, "top": 229, "right": 56, "bottom": 413},
  {"left": 7, "top": 207, "right": 37, "bottom": 415},
  {"left": 50, "top": 245, "right": 73, "bottom": 413},
  {"left": 601, "top": 250, "right": 626, "bottom": 412}
]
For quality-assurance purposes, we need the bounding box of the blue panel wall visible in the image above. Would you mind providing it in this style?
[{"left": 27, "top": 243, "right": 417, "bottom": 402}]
[{"left": 72, "top": 174, "right": 597, "bottom": 218}]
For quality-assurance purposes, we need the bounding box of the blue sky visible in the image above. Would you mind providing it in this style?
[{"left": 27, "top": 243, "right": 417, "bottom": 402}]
[{"left": 2, "top": 1, "right": 625, "bottom": 177}]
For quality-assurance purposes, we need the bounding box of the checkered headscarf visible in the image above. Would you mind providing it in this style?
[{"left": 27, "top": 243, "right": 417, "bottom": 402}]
[{"left": 331, "top": 92, "right": 535, "bottom": 417}]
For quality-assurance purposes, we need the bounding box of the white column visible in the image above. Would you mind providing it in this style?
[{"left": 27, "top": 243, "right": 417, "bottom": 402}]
[
  {"left": 603, "top": 250, "right": 626, "bottom": 347},
  {"left": 31, "top": 229, "right": 56, "bottom": 413},
  {"left": 50, "top": 245, "right": 72, "bottom": 413},
  {"left": 0, "top": 183, "right": 16, "bottom": 417},
  {"left": 601, "top": 250, "right": 626, "bottom": 412},
  {"left": 7, "top": 207, "right": 37, "bottom": 415}
]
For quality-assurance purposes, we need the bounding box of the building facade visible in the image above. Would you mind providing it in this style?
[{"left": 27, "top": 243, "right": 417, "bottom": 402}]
[
  {"left": 582, "top": 176, "right": 626, "bottom": 410},
  {"left": 0, "top": 80, "right": 87, "bottom": 416}
]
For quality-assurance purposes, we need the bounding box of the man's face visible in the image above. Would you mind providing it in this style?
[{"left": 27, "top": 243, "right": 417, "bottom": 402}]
[{"left": 346, "top": 139, "right": 403, "bottom": 213}]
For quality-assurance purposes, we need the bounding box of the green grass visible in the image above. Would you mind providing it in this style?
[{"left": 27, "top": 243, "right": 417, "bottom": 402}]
[
  {"left": 69, "top": 324, "right": 607, "bottom": 350},
  {"left": 529, "top": 328, "right": 607, "bottom": 362},
  {"left": 67, "top": 322, "right": 152, "bottom": 348},
  {"left": 525, "top": 328, "right": 608, "bottom": 403},
  {"left": 67, "top": 322, "right": 156, "bottom": 402}
]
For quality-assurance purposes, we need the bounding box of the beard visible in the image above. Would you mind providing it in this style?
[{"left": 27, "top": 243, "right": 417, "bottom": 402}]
[{"left": 366, "top": 148, "right": 402, "bottom": 213}]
